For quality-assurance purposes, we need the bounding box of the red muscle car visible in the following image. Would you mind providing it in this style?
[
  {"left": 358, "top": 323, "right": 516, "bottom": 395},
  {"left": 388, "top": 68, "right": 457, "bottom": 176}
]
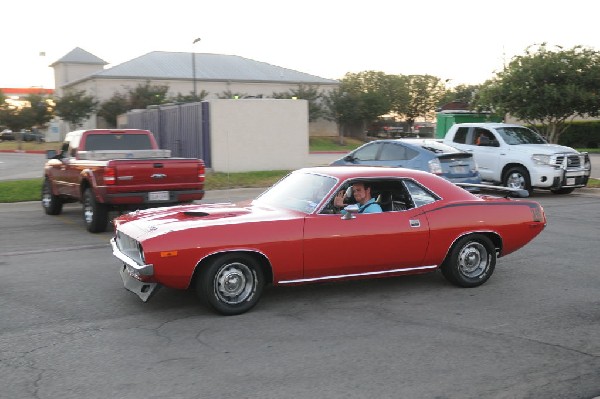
[{"left": 112, "top": 166, "right": 546, "bottom": 315}]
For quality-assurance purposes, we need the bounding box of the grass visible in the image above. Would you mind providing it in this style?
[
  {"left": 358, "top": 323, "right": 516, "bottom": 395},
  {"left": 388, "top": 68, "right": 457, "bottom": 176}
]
[
  {"left": 2, "top": 175, "right": 599, "bottom": 204},
  {"left": 309, "top": 136, "right": 364, "bottom": 152},
  {"left": 0, "top": 171, "right": 291, "bottom": 203}
]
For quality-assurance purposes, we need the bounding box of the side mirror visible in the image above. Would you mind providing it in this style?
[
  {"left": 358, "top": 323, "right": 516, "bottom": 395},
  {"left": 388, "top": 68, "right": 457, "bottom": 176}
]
[
  {"left": 46, "top": 149, "right": 58, "bottom": 159},
  {"left": 341, "top": 204, "right": 359, "bottom": 219},
  {"left": 344, "top": 155, "right": 356, "bottom": 162}
]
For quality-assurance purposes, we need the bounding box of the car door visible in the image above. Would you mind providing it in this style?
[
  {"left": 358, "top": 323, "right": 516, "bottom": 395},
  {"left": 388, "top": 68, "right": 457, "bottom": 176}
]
[{"left": 302, "top": 207, "right": 430, "bottom": 280}]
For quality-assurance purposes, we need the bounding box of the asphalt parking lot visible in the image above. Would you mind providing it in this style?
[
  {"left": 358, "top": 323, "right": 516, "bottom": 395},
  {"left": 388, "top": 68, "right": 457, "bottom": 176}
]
[{"left": 1, "top": 189, "right": 599, "bottom": 399}]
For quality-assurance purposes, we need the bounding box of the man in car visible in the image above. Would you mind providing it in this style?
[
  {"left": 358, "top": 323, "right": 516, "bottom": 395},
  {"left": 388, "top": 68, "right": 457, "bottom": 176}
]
[{"left": 334, "top": 182, "right": 382, "bottom": 213}]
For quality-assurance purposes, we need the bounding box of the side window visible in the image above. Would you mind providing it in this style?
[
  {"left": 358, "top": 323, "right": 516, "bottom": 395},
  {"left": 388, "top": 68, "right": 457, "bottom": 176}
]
[
  {"left": 380, "top": 143, "right": 407, "bottom": 161},
  {"left": 403, "top": 179, "right": 438, "bottom": 207},
  {"left": 453, "top": 127, "right": 469, "bottom": 144},
  {"left": 353, "top": 142, "right": 381, "bottom": 161},
  {"left": 472, "top": 128, "right": 492, "bottom": 145}
]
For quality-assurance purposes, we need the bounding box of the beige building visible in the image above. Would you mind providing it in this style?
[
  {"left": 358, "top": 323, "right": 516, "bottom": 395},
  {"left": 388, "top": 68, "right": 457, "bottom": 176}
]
[
  {"left": 50, "top": 48, "right": 339, "bottom": 172},
  {"left": 50, "top": 48, "right": 339, "bottom": 136}
]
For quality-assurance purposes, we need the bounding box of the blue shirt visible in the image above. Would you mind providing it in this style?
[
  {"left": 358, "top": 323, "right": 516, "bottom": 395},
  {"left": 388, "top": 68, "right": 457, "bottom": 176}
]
[{"left": 358, "top": 198, "right": 382, "bottom": 213}]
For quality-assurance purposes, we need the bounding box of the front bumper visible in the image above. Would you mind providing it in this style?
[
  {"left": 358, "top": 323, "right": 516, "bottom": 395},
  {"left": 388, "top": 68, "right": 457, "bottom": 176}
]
[
  {"left": 531, "top": 153, "right": 591, "bottom": 189},
  {"left": 111, "top": 237, "right": 159, "bottom": 302}
]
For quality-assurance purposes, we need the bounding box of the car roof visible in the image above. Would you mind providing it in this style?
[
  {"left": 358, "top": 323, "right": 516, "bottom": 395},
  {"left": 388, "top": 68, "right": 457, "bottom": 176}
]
[{"left": 454, "top": 123, "right": 524, "bottom": 128}]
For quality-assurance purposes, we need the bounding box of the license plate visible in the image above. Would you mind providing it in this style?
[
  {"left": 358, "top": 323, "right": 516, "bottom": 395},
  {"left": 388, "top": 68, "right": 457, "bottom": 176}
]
[
  {"left": 148, "top": 191, "right": 169, "bottom": 201},
  {"left": 450, "top": 166, "right": 467, "bottom": 174},
  {"left": 566, "top": 178, "right": 575, "bottom": 185}
]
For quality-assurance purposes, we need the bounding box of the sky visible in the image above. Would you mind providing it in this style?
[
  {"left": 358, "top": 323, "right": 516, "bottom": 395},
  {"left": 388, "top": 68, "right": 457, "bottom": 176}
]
[{"left": 2, "top": 0, "right": 600, "bottom": 90}]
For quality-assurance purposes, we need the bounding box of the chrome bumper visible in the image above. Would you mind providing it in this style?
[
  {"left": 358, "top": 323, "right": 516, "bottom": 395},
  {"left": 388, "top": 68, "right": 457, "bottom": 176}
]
[{"left": 111, "top": 237, "right": 159, "bottom": 302}]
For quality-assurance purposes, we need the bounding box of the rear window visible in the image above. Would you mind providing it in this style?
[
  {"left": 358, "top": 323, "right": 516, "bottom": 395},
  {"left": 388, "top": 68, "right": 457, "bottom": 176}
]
[
  {"left": 417, "top": 141, "right": 460, "bottom": 154},
  {"left": 84, "top": 134, "right": 153, "bottom": 151}
]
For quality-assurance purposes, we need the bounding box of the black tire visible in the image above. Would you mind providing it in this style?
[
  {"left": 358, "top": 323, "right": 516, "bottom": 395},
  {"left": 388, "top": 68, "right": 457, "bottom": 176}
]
[
  {"left": 196, "top": 253, "right": 264, "bottom": 315},
  {"left": 82, "top": 188, "right": 108, "bottom": 233},
  {"left": 550, "top": 187, "right": 575, "bottom": 195},
  {"left": 503, "top": 166, "right": 532, "bottom": 195},
  {"left": 41, "top": 179, "right": 63, "bottom": 215},
  {"left": 441, "top": 234, "right": 496, "bottom": 288}
]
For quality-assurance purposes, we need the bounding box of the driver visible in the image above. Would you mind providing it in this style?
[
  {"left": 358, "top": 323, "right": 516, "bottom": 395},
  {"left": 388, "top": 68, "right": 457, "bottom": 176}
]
[{"left": 334, "top": 182, "right": 382, "bottom": 214}]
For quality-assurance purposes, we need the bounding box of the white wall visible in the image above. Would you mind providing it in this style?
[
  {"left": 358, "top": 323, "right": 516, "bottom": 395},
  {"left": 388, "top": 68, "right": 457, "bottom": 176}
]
[{"left": 209, "top": 99, "right": 309, "bottom": 172}]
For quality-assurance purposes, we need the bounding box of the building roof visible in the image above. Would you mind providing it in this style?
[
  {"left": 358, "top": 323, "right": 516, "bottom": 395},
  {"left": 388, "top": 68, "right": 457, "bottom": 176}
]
[
  {"left": 90, "top": 51, "right": 338, "bottom": 84},
  {"left": 50, "top": 47, "right": 108, "bottom": 67}
]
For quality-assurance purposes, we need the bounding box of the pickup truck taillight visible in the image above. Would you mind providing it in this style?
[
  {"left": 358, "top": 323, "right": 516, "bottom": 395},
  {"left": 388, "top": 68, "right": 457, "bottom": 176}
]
[
  {"left": 104, "top": 167, "right": 116, "bottom": 185},
  {"left": 198, "top": 164, "right": 205, "bottom": 182}
]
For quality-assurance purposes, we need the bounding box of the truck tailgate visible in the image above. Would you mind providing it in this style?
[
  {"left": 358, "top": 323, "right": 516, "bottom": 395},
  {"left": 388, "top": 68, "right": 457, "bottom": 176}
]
[{"left": 110, "top": 158, "right": 202, "bottom": 190}]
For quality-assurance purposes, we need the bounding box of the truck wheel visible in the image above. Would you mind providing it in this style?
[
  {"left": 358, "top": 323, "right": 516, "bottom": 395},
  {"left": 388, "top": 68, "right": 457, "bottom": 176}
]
[
  {"left": 503, "top": 166, "right": 532, "bottom": 195},
  {"left": 196, "top": 253, "right": 264, "bottom": 315},
  {"left": 551, "top": 187, "right": 575, "bottom": 195},
  {"left": 41, "top": 179, "right": 63, "bottom": 215},
  {"left": 441, "top": 234, "right": 496, "bottom": 288},
  {"left": 82, "top": 188, "right": 108, "bottom": 233}
]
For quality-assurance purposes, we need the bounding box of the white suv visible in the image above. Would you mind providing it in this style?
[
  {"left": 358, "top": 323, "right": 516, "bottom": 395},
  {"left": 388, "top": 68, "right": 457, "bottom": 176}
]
[{"left": 443, "top": 123, "right": 592, "bottom": 194}]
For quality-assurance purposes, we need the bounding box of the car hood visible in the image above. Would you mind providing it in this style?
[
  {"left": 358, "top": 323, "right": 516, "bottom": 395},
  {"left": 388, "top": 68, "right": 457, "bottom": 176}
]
[
  {"left": 510, "top": 143, "right": 577, "bottom": 154},
  {"left": 114, "top": 201, "right": 300, "bottom": 241}
]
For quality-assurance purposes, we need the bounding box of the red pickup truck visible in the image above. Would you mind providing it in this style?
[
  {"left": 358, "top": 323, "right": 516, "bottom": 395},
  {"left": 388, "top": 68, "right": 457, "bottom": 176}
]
[{"left": 42, "top": 129, "right": 205, "bottom": 232}]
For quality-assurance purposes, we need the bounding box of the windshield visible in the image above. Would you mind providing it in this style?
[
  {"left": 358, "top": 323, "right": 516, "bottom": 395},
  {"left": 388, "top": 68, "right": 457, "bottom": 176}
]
[
  {"left": 496, "top": 127, "right": 547, "bottom": 145},
  {"left": 253, "top": 171, "right": 337, "bottom": 213}
]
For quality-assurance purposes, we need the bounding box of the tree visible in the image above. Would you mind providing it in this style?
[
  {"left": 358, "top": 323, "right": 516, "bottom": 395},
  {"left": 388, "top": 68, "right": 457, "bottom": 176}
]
[
  {"left": 335, "top": 71, "right": 394, "bottom": 138},
  {"left": 437, "top": 84, "right": 480, "bottom": 108},
  {"left": 54, "top": 90, "right": 99, "bottom": 130},
  {"left": 97, "top": 92, "right": 129, "bottom": 127},
  {"left": 477, "top": 44, "right": 600, "bottom": 143},
  {"left": 0, "top": 92, "right": 53, "bottom": 132},
  {"left": 171, "top": 90, "right": 209, "bottom": 103},
  {"left": 127, "top": 81, "right": 170, "bottom": 110},
  {"left": 217, "top": 90, "right": 248, "bottom": 99},
  {"left": 21, "top": 94, "right": 54, "bottom": 128},
  {"left": 393, "top": 74, "right": 445, "bottom": 131},
  {"left": 272, "top": 84, "right": 325, "bottom": 122}
]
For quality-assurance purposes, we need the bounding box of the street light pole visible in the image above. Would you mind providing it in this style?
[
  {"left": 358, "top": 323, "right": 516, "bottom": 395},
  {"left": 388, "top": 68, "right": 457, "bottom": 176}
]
[{"left": 192, "top": 38, "right": 201, "bottom": 99}]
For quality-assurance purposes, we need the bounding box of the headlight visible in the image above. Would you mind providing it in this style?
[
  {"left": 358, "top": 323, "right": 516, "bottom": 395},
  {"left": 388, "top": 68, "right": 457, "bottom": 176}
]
[{"left": 532, "top": 154, "right": 551, "bottom": 165}]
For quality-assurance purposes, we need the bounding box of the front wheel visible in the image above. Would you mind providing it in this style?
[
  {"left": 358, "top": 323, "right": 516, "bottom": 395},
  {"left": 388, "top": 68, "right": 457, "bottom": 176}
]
[
  {"left": 82, "top": 188, "right": 108, "bottom": 233},
  {"left": 503, "top": 166, "right": 532, "bottom": 195},
  {"left": 196, "top": 253, "right": 264, "bottom": 315},
  {"left": 41, "top": 179, "right": 63, "bottom": 215},
  {"left": 441, "top": 234, "right": 496, "bottom": 288}
]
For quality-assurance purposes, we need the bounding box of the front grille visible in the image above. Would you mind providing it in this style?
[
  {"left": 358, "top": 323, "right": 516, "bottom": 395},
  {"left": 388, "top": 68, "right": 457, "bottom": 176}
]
[
  {"left": 116, "top": 231, "right": 145, "bottom": 265},
  {"left": 553, "top": 154, "right": 583, "bottom": 169}
]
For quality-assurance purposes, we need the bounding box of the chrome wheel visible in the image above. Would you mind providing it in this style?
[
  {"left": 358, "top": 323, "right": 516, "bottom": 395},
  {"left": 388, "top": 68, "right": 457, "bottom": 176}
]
[
  {"left": 457, "top": 241, "right": 488, "bottom": 279},
  {"left": 214, "top": 262, "right": 257, "bottom": 305},
  {"left": 197, "top": 253, "right": 265, "bottom": 315},
  {"left": 441, "top": 234, "right": 496, "bottom": 288}
]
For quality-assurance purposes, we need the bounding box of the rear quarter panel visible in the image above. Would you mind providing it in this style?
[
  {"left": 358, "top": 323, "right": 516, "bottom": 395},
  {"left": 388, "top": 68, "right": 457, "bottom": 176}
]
[{"left": 422, "top": 199, "right": 545, "bottom": 264}]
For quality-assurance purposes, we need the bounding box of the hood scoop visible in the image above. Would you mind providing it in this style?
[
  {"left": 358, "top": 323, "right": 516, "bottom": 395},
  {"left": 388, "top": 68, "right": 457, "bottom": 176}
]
[{"left": 183, "top": 211, "right": 211, "bottom": 217}]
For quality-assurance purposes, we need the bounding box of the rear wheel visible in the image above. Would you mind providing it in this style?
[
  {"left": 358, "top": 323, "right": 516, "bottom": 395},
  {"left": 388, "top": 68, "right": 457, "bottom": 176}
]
[
  {"left": 82, "top": 188, "right": 108, "bottom": 233},
  {"left": 441, "top": 234, "right": 496, "bottom": 288},
  {"left": 196, "top": 253, "right": 264, "bottom": 315},
  {"left": 503, "top": 166, "right": 532, "bottom": 195},
  {"left": 41, "top": 179, "right": 63, "bottom": 215}
]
